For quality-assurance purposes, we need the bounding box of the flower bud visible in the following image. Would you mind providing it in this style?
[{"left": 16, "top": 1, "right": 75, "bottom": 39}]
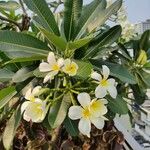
[{"left": 137, "top": 50, "right": 147, "bottom": 65}]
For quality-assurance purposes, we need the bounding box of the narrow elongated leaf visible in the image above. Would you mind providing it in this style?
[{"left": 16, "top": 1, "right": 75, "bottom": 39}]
[
  {"left": 39, "top": 28, "right": 67, "bottom": 51},
  {"left": 12, "top": 67, "right": 35, "bottom": 83},
  {"left": 63, "top": 0, "right": 83, "bottom": 41},
  {"left": 3, "top": 107, "right": 22, "bottom": 150},
  {"left": 140, "top": 30, "right": 150, "bottom": 51},
  {"left": 68, "top": 37, "right": 92, "bottom": 50},
  {"left": 130, "top": 84, "right": 146, "bottom": 105},
  {"left": 48, "top": 92, "right": 71, "bottom": 128},
  {"left": 64, "top": 117, "right": 79, "bottom": 136},
  {"left": 63, "top": 0, "right": 74, "bottom": 41},
  {"left": 0, "top": 86, "right": 17, "bottom": 109},
  {"left": 0, "top": 31, "right": 49, "bottom": 59},
  {"left": 23, "top": 0, "right": 59, "bottom": 35},
  {"left": 107, "top": 95, "right": 128, "bottom": 115},
  {"left": 84, "top": 25, "right": 122, "bottom": 59},
  {"left": 0, "top": 1, "right": 20, "bottom": 11},
  {"left": 75, "top": 60, "right": 93, "bottom": 79},
  {"left": 90, "top": 59, "right": 136, "bottom": 84},
  {"left": 74, "top": 0, "right": 106, "bottom": 39},
  {"left": 0, "top": 68, "right": 14, "bottom": 82},
  {"left": 87, "top": 0, "right": 122, "bottom": 32},
  {"left": 5, "top": 55, "right": 46, "bottom": 64}
]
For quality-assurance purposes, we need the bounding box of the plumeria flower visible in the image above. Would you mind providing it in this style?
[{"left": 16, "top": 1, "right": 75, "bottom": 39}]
[
  {"left": 68, "top": 93, "right": 108, "bottom": 137},
  {"left": 62, "top": 59, "right": 78, "bottom": 76},
  {"left": 39, "top": 52, "right": 64, "bottom": 83},
  {"left": 21, "top": 86, "right": 47, "bottom": 123},
  {"left": 91, "top": 65, "right": 117, "bottom": 99},
  {"left": 24, "top": 86, "right": 42, "bottom": 102}
]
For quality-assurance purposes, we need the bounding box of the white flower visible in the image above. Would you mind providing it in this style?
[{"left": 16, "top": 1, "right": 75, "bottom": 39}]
[
  {"left": 91, "top": 65, "right": 117, "bottom": 99},
  {"left": 117, "top": 5, "right": 135, "bottom": 42},
  {"left": 21, "top": 86, "right": 47, "bottom": 123},
  {"left": 62, "top": 59, "right": 78, "bottom": 76},
  {"left": 39, "top": 52, "right": 64, "bottom": 83},
  {"left": 25, "top": 86, "right": 41, "bottom": 102},
  {"left": 68, "top": 93, "right": 108, "bottom": 137},
  {"left": 21, "top": 99, "right": 47, "bottom": 123}
]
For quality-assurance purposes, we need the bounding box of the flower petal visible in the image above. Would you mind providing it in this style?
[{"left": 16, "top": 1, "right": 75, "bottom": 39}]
[
  {"left": 43, "top": 71, "right": 58, "bottom": 83},
  {"left": 32, "top": 86, "right": 41, "bottom": 96},
  {"left": 95, "top": 85, "right": 107, "bottom": 98},
  {"left": 68, "top": 106, "right": 83, "bottom": 120},
  {"left": 102, "top": 65, "right": 110, "bottom": 79},
  {"left": 24, "top": 103, "right": 45, "bottom": 123},
  {"left": 77, "top": 93, "right": 91, "bottom": 108},
  {"left": 23, "top": 113, "right": 31, "bottom": 122},
  {"left": 39, "top": 62, "right": 51, "bottom": 72},
  {"left": 57, "top": 58, "right": 64, "bottom": 67},
  {"left": 21, "top": 101, "right": 31, "bottom": 114},
  {"left": 64, "top": 59, "right": 71, "bottom": 66},
  {"left": 90, "top": 100, "right": 108, "bottom": 116},
  {"left": 25, "top": 88, "right": 32, "bottom": 100},
  {"left": 78, "top": 118, "right": 91, "bottom": 137},
  {"left": 91, "top": 71, "right": 102, "bottom": 81},
  {"left": 107, "top": 78, "right": 115, "bottom": 86},
  {"left": 107, "top": 85, "right": 117, "bottom": 99},
  {"left": 47, "top": 52, "right": 56, "bottom": 65},
  {"left": 90, "top": 117, "right": 105, "bottom": 129}
]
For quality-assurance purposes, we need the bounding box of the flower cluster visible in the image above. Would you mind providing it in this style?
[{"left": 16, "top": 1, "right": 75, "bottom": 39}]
[
  {"left": 68, "top": 65, "right": 117, "bottom": 137},
  {"left": 39, "top": 52, "right": 78, "bottom": 83},
  {"left": 117, "top": 5, "right": 136, "bottom": 42},
  {"left": 21, "top": 52, "right": 117, "bottom": 138}
]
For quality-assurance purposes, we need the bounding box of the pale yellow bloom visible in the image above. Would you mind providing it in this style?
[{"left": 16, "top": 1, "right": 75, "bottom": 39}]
[
  {"left": 62, "top": 59, "right": 78, "bottom": 76},
  {"left": 68, "top": 93, "right": 108, "bottom": 137},
  {"left": 21, "top": 86, "right": 47, "bottom": 123}
]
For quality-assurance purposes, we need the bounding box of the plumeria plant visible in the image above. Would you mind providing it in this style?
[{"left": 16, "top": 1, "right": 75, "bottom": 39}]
[{"left": 0, "top": 0, "right": 150, "bottom": 149}]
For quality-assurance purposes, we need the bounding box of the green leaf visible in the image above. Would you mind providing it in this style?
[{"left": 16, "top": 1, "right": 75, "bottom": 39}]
[
  {"left": 0, "top": 1, "right": 20, "bottom": 11},
  {"left": 68, "top": 37, "right": 92, "bottom": 50},
  {"left": 0, "top": 31, "right": 49, "bottom": 59},
  {"left": 90, "top": 59, "right": 136, "bottom": 84},
  {"left": 64, "top": 117, "right": 79, "bottom": 136},
  {"left": 140, "top": 30, "right": 150, "bottom": 51},
  {"left": 23, "top": 0, "right": 59, "bottom": 35},
  {"left": 5, "top": 55, "right": 46, "bottom": 64},
  {"left": 0, "top": 86, "right": 17, "bottom": 109},
  {"left": 63, "top": 0, "right": 83, "bottom": 41},
  {"left": 12, "top": 67, "right": 34, "bottom": 83},
  {"left": 87, "top": 0, "right": 122, "bottom": 32},
  {"left": 74, "top": 0, "right": 106, "bottom": 39},
  {"left": 0, "top": 68, "right": 14, "bottom": 82},
  {"left": 39, "top": 28, "right": 67, "bottom": 51},
  {"left": 130, "top": 84, "right": 146, "bottom": 105},
  {"left": 3, "top": 107, "right": 22, "bottom": 150},
  {"left": 107, "top": 95, "right": 128, "bottom": 115},
  {"left": 84, "top": 25, "right": 122, "bottom": 59},
  {"left": 33, "top": 68, "right": 47, "bottom": 78},
  {"left": 48, "top": 92, "right": 71, "bottom": 128},
  {"left": 75, "top": 60, "right": 93, "bottom": 79}
]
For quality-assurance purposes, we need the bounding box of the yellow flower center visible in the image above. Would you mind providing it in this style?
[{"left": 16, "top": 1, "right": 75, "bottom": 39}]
[
  {"left": 65, "top": 63, "right": 76, "bottom": 73},
  {"left": 34, "top": 103, "right": 43, "bottom": 117},
  {"left": 90, "top": 100, "right": 103, "bottom": 112},
  {"left": 100, "top": 79, "right": 108, "bottom": 87},
  {"left": 52, "top": 64, "right": 60, "bottom": 71},
  {"left": 82, "top": 107, "right": 91, "bottom": 119},
  {"left": 29, "top": 96, "right": 35, "bottom": 102}
]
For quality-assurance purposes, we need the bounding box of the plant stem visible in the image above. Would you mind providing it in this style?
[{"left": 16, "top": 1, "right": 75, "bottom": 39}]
[{"left": 0, "top": 15, "right": 20, "bottom": 28}]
